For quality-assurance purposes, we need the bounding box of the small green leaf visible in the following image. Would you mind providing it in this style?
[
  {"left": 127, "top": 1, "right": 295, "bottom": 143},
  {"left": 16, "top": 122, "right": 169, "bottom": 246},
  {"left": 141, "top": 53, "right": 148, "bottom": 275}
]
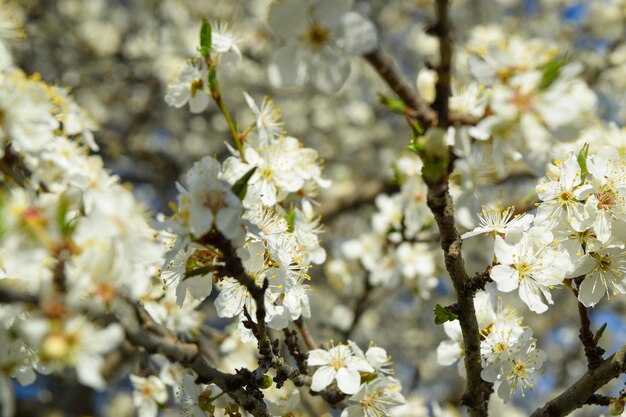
[
  {"left": 538, "top": 54, "right": 569, "bottom": 90},
  {"left": 285, "top": 205, "right": 295, "bottom": 233},
  {"left": 578, "top": 142, "right": 589, "bottom": 182},
  {"left": 378, "top": 94, "right": 406, "bottom": 114},
  {"left": 231, "top": 167, "right": 257, "bottom": 200},
  {"left": 57, "top": 197, "right": 76, "bottom": 237},
  {"left": 434, "top": 304, "right": 458, "bottom": 325},
  {"left": 593, "top": 322, "right": 608, "bottom": 344},
  {"left": 360, "top": 372, "right": 378, "bottom": 384},
  {"left": 198, "top": 18, "right": 212, "bottom": 58}
]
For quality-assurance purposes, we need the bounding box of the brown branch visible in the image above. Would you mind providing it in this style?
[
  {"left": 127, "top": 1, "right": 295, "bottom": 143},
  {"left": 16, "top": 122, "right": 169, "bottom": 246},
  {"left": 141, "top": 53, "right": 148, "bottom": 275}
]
[
  {"left": 531, "top": 344, "right": 626, "bottom": 417},
  {"left": 572, "top": 277, "right": 605, "bottom": 369},
  {"left": 295, "top": 317, "right": 317, "bottom": 350},
  {"left": 432, "top": 0, "right": 452, "bottom": 128},
  {"left": 205, "top": 231, "right": 312, "bottom": 390},
  {"left": 283, "top": 328, "right": 308, "bottom": 374},
  {"left": 363, "top": 49, "right": 438, "bottom": 128},
  {"left": 464, "top": 267, "right": 493, "bottom": 298},
  {"left": 425, "top": 177, "right": 489, "bottom": 417},
  {"left": 363, "top": 50, "right": 479, "bottom": 129},
  {"left": 421, "top": 2, "right": 489, "bottom": 417},
  {"left": 0, "top": 282, "right": 272, "bottom": 417}
]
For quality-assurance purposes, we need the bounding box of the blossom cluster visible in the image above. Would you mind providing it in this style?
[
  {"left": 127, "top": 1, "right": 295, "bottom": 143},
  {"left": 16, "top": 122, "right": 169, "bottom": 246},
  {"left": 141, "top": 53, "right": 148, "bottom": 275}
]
[
  {"left": 307, "top": 341, "right": 405, "bottom": 416},
  {"left": 0, "top": 15, "right": 163, "bottom": 400},
  {"left": 463, "top": 146, "right": 626, "bottom": 311},
  {"left": 330, "top": 154, "right": 441, "bottom": 296},
  {"left": 437, "top": 292, "right": 546, "bottom": 402}
]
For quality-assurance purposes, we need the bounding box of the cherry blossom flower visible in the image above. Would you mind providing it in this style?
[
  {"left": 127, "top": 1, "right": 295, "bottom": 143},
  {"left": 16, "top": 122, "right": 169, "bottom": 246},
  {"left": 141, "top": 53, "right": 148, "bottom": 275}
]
[
  {"left": 267, "top": 0, "right": 377, "bottom": 93},
  {"left": 490, "top": 230, "right": 572, "bottom": 313},
  {"left": 308, "top": 344, "right": 374, "bottom": 394}
]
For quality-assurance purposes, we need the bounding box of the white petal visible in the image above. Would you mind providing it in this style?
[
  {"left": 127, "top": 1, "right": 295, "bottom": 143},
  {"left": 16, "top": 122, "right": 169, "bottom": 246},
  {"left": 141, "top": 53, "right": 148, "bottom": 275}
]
[
  {"left": 268, "top": 0, "right": 308, "bottom": 38},
  {"left": 309, "top": 48, "right": 351, "bottom": 93},
  {"left": 339, "top": 12, "right": 377, "bottom": 54},
  {"left": 490, "top": 265, "right": 519, "bottom": 292},
  {"left": 493, "top": 235, "right": 516, "bottom": 265},
  {"left": 188, "top": 92, "right": 210, "bottom": 114},
  {"left": 184, "top": 275, "right": 212, "bottom": 302},
  {"left": 518, "top": 280, "right": 548, "bottom": 313},
  {"left": 311, "top": 367, "right": 336, "bottom": 392},
  {"left": 578, "top": 275, "right": 605, "bottom": 307},
  {"left": 307, "top": 349, "right": 331, "bottom": 366},
  {"left": 336, "top": 367, "right": 361, "bottom": 395},
  {"left": 437, "top": 341, "right": 462, "bottom": 366},
  {"left": 268, "top": 42, "right": 307, "bottom": 88}
]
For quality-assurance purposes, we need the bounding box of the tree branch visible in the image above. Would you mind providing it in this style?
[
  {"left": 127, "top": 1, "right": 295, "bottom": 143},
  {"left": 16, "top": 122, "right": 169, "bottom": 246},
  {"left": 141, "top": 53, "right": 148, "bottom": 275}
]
[
  {"left": 295, "top": 317, "right": 317, "bottom": 350},
  {"left": 0, "top": 282, "right": 273, "bottom": 417},
  {"left": 531, "top": 344, "right": 626, "bottom": 417},
  {"left": 363, "top": 49, "right": 438, "bottom": 128},
  {"left": 572, "top": 277, "right": 605, "bottom": 369},
  {"left": 421, "top": 2, "right": 490, "bottom": 416}
]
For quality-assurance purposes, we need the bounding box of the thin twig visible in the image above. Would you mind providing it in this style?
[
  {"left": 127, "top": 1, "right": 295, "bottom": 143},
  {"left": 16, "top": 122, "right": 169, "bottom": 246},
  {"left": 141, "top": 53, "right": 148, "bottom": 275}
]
[
  {"left": 341, "top": 278, "right": 373, "bottom": 340},
  {"left": 295, "top": 317, "right": 317, "bottom": 350},
  {"left": 363, "top": 49, "right": 438, "bottom": 128}
]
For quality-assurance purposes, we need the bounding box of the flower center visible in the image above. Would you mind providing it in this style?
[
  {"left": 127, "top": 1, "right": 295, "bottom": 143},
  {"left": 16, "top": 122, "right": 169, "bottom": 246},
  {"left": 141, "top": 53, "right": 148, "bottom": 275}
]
[
  {"left": 330, "top": 357, "right": 345, "bottom": 370},
  {"left": 494, "top": 342, "right": 507, "bottom": 354},
  {"left": 558, "top": 190, "right": 574, "bottom": 202},
  {"left": 306, "top": 25, "right": 330, "bottom": 49},
  {"left": 512, "top": 361, "right": 527, "bottom": 376},
  {"left": 260, "top": 167, "right": 273, "bottom": 181},
  {"left": 190, "top": 78, "right": 204, "bottom": 97},
  {"left": 596, "top": 188, "right": 616, "bottom": 209},
  {"left": 94, "top": 282, "right": 118, "bottom": 303},
  {"left": 515, "top": 262, "right": 532, "bottom": 280},
  {"left": 511, "top": 90, "right": 533, "bottom": 113}
]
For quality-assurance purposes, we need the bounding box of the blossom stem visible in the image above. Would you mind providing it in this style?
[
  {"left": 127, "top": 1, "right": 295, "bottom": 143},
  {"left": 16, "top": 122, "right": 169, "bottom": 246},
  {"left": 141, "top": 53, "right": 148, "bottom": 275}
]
[{"left": 205, "top": 61, "right": 244, "bottom": 158}]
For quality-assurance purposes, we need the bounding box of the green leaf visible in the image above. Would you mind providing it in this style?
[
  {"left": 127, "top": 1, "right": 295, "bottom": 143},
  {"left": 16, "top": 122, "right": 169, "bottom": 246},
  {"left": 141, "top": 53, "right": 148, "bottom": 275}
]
[
  {"left": 434, "top": 304, "right": 458, "bottom": 325},
  {"left": 360, "top": 372, "right": 378, "bottom": 384},
  {"left": 231, "top": 167, "right": 257, "bottom": 201},
  {"left": 538, "top": 54, "right": 569, "bottom": 90},
  {"left": 57, "top": 197, "right": 76, "bottom": 237},
  {"left": 378, "top": 94, "right": 406, "bottom": 114},
  {"left": 198, "top": 18, "right": 212, "bottom": 58},
  {"left": 578, "top": 142, "right": 589, "bottom": 182},
  {"left": 285, "top": 205, "right": 295, "bottom": 233},
  {"left": 593, "top": 322, "right": 608, "bottom": 344}
]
